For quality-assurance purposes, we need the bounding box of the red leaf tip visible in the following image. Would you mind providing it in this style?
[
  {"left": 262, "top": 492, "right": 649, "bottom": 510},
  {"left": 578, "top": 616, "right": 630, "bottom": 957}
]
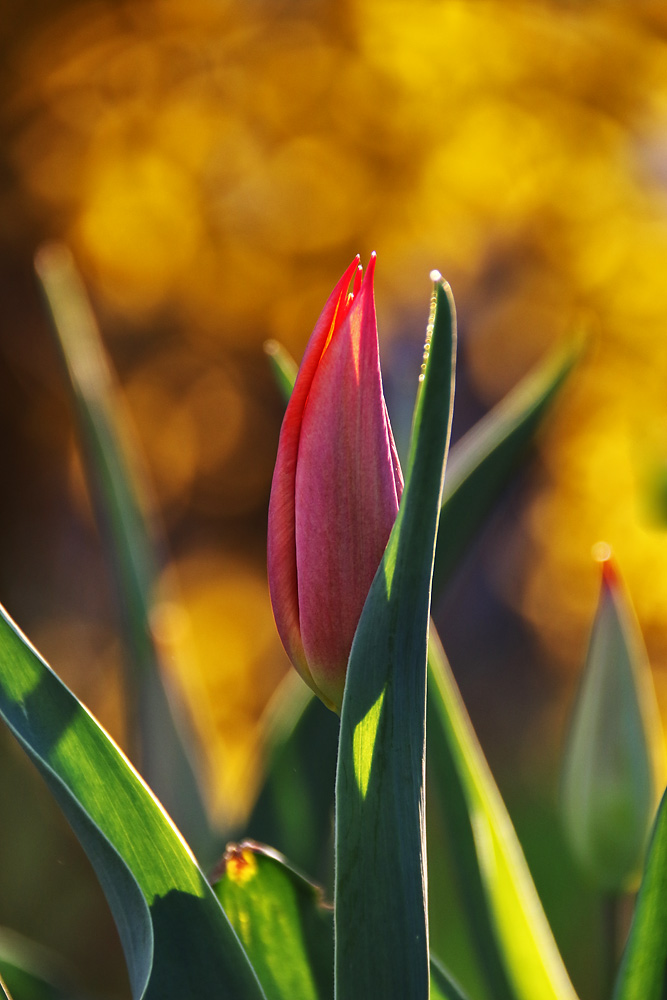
[{"left": 592, "top": 541, "right": 618, "bottom": 588}]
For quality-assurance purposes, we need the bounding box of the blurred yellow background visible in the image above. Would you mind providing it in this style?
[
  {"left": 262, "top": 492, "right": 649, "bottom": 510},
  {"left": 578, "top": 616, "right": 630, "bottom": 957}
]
[{"left": 3, "top": 0, "right": 667, "bottom": 995}]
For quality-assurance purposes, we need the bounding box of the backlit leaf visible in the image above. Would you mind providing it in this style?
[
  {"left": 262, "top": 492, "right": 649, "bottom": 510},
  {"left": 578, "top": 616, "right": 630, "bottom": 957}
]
[
  {"left": 335, "top": 274, "right": 456, "bottom": 1000},
  {"left": 0, "top": 605, "right": 265, "bottom": 1000},
  {"left": 35, "top": 242, "right": 214, "bottom": 863}
]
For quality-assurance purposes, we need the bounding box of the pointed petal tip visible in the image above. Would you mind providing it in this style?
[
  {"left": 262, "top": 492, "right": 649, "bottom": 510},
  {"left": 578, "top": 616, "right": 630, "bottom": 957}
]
[
  {"left": 353, "top": 253, "right": 377, "bottom": 300},
  {"left": 352, "top": 263, "right": 363, "bottom": 298}
]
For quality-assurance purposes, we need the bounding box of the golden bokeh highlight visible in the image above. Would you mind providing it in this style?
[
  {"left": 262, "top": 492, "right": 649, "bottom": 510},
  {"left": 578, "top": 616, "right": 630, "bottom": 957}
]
[{"left": 165, "top": 552, "right": 288, "bottom": 824}]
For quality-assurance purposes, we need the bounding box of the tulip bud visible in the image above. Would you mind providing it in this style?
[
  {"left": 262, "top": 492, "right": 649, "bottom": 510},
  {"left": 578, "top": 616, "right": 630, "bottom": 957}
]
[
  {"left": 560, "top": 545, "right": 666, "bottom": 891},
  {"left": 267, "top": 254, "right": 404, "bottom": 712}
]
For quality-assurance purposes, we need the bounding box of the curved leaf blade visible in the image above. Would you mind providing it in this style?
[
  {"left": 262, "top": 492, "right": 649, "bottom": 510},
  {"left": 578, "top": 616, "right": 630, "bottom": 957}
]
[
  {"left": 35, "top": 243, "right": 213, "bottom": 861},
  {"left": 213, "top": 840, "right": 468, "bottom": 1000},
  {"left": 430, "top": 954, "right": 472, "bottom": 1000},
  {"left": 0, "top": 927, "right": 78, "bottom": 1000},
  {"left": 427, "top": 630, "right": 578, "bottom": 1000},
  {"left": 263, "top": 341, "right": 298, "bottom": 406},
  {"left": 335, "top": 275, "right": 457, "bottom": 1000},
  {"left": 0, "top": 605, "right": 265, "bottom": 1000},
  {"left": 261, "top": 306, "right": 580, "bottom": 1000},
  {"left": 613, "top": 787, "right": 667, "bottom": 1000},
  {"left": 212, "top": 841, "right": 332, "bottom": 1000}
]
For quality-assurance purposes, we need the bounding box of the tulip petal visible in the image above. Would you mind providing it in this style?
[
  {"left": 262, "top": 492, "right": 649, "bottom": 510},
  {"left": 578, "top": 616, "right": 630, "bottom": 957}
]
[
  {"left": 268, "top": 257, "right": 360, "bottom": 698},
  {"left": 295, "top": 254, "right": 403, "bottom": 709}
]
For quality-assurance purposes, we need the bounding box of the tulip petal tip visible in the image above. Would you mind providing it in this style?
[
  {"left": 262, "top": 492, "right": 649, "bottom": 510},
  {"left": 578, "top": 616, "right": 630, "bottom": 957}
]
[{"left": 268, "top": 252, "right": 403, "bottom": 713}]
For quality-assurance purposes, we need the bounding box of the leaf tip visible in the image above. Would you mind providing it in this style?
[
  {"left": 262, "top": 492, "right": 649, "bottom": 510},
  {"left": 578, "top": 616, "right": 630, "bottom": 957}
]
[
  {"left": 592, "top": 540, "right": 618, "bottom": 589},
  {"left": 216, "top": 843, "right": 259, "bottom": 886}
]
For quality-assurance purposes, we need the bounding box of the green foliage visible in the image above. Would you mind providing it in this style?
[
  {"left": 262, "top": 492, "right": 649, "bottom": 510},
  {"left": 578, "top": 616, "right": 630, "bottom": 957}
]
[
  {"left": 263, "top": 340, "right": 299, "bottom": 406},
  {"left": 35, "top": 243, "right": 213, "bottom": 863},
  {"left": 257, "top": 320, "right": 583, "bottom": 1000},
  {"left": 613, "top": 788, "right": 667, "bottom": 1000},
  {"left": 213, "top": 839, "right": 470, "bottom": 1000},
  {"left": 335, "top": 276, "right": 456, "bottom": 999},
  {"left": 212, "top": 841, "right": 332, "bottom": 1000},
  {"left": 427, "top": 632, "right": 578, "bottom": 1000},
  {"left": 0, "top": 927, "right": 73, "bottom": 1000},
  {"left": 0, "top": 605, "right": 265, "bottom": 1000},
  {"left": 430, "top": 954, "right": 473, "bottom": 1000},
  {"left": 561, "top": 557, "right": 665, "bottom": 891}
]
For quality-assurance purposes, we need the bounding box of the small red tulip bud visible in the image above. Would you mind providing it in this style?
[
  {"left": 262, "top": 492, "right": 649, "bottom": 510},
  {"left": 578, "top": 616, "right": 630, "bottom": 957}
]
[{"left": 267, "top": 255, "right": 403, "bottom": 712}]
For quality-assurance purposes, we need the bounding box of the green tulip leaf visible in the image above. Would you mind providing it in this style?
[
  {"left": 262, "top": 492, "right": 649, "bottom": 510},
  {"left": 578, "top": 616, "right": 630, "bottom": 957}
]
[
  {"left": 212, "top": 839, "right": 469, "bottom": 1000},
  {"left": 0, "top": 963, "right": 61, "bottom": 1000},
  {"left": 335, "top": 275, "right": 456, "bottom": 1000},
  {"left": 613, "top": 787, "right": 667, "bottom": 1000},
  {"left": 263, "top": 341, "right": 299, "bottom": 406},
  {"left": 433, "top": 337, "right": 581, "bottom": 596},
  {"left": 211, "top": 841, "right": 332, "bottom": 1000},
  {"left": 561, "top": 555, "right": 665, "bottom": 891},
  {"left": 261, "top": 306, "right": 580, "bottom": 1000},
  {"left": 35, "top": 243, "right": 214, "bottom": 863},
  {"left": 427, "top": 630, "right": 578, "bottom": 1000},
  {"left": 430, "top": 954, "right": 472, "bottom": 1000},
  {"left": 0, "top": 604, "right": 266, "bottom": 1000},
  {"left": 0, "top": 927, "right": 77, "bottom": 1000}
]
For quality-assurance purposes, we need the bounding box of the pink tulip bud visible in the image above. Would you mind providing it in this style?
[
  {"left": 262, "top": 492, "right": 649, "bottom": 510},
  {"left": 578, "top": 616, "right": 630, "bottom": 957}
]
[{"left": 267, "top": 254, "right": 404, "bottom": 712}]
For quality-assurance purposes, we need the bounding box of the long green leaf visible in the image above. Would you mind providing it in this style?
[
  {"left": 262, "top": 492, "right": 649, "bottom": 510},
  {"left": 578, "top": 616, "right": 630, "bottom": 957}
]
[
  {"left": 34, "top": 243, "right": 214, "bottom": 863},
  {"left": 212, "top": 841, "right": 332, "bottom": 1000},
  {"left": 430, "top": 954, "right": 472, "bottom": 1000},
  {"left": 213, "top": 839, "right": 470, "bottom": 1000},
  {"left": 260, "top": 309, "right": 579, "bottom": 998},
  {"left": 0, "top": 927, "right": 76, "bottom": 1000},
  {"left": 433, "top": 338, "right": 581, "bottom": 596},
  {"left": 0, "top": 605, "right": 265, "bottom": 1000},
  {"left": 613, "top": 787, "right": 667, "bottom": 1000},
  {"left": 427, "top": 629, "right": 578, "bottom": 1000},
  {"left": 335, "top": 275, "right": 456, "bottom": 1000},
  {"left": 263, "top": 341, "right": 298, "bottom": 406}
]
